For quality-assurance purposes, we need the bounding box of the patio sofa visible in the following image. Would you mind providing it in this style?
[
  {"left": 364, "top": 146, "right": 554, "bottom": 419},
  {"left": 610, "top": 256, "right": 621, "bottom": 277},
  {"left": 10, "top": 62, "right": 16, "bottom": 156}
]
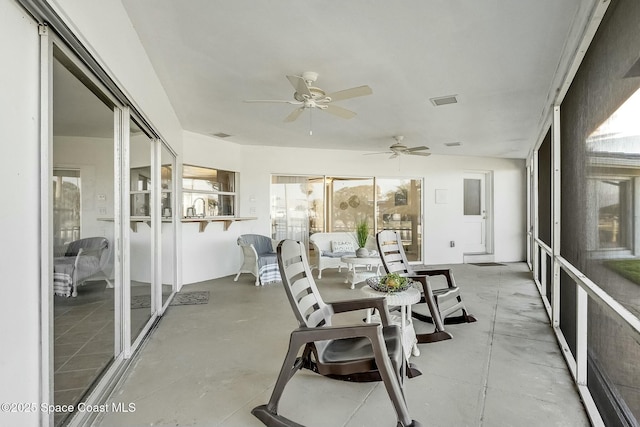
[{"left": 309, "top": 232, "right": 377, "bottom": 279}]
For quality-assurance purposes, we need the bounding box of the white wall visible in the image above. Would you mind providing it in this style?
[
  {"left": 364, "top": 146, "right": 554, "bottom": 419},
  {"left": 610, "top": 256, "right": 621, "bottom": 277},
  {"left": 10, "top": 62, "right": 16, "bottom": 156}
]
[
  {"left": 181, "top": 131, "right": 253, "bottom": 284},
  {"left": 54, "top": 136, "right": 115, "bottom": 238},
  {"left": 0, "top": 2, "right": 42, "bottom": 426}
]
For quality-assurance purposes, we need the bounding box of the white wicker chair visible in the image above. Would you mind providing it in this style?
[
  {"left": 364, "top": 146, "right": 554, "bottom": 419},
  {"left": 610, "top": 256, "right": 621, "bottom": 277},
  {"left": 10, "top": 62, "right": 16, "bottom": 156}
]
[{"left": 234, "top": 234, "right": 280, "bottom": 286}]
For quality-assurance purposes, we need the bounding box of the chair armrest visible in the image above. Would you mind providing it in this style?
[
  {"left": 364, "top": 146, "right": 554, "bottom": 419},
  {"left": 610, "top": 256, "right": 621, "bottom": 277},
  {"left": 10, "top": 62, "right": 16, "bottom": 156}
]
[
  {"left": 290, "top": 323, "right": 383, "bottom": 343},
  {"left": 310, "top": 241, "right": 322, "bottom": 254},
  {"left": 411, "top": 269, "right": 457, "bottom": 288},
  {"left": 328, "top": 297, "right": 392, "bottom": 326},
  {"left": 408, "top": 275, "right": 433, "bottom": 294},
  {"left": 73, "top": 247, "right": 85, "bottom": 270},
  {"left": 239, "top": 242, "right": 259, "bottom": 260}
]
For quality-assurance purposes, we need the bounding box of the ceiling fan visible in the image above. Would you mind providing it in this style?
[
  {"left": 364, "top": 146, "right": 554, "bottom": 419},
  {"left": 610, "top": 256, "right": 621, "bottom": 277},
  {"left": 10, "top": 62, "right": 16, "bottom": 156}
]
[
  {"left": 244, "top": 71, "right": 372, "bottom": 122},
  {"left": 366, "top": 136, "right": 431, "bottom": 159}
]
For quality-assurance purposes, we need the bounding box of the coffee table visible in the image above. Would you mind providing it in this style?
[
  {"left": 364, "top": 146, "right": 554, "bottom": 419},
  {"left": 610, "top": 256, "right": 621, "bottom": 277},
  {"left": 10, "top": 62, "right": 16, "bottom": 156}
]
[
  {"left": 361, "top": 284, "right": 421, "bottom": 358},
  {"left": 340, "top": 255, "right": 382, "bottom": 289}
]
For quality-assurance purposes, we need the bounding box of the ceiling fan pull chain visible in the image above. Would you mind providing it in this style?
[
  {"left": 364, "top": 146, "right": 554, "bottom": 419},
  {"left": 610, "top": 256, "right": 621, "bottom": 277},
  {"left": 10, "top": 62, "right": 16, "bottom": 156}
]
[{"left": 309, "top": 108, "right": 313, "bottom": 136}]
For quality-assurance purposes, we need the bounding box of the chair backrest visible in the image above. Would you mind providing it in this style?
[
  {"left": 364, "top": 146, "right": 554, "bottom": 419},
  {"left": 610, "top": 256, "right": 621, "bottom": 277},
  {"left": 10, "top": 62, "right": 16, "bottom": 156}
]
[
  {"left": 238, "top": 234, "right": 274, "bottom": 255},
  {"left": 277, "top": 240, "right": 332, "bottom": 332},
  {"left": 65, "top": 237, "right": 110, "bottom": 270},
  {"left": 376, "top": 230, "right": 415, "bottom": 276}
]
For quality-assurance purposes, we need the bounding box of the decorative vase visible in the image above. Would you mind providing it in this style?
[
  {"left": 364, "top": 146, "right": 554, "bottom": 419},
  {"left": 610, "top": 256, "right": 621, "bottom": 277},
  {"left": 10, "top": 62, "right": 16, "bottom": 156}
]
[{"left": 356, "top": 247, "right": 369, "bottom": 258}]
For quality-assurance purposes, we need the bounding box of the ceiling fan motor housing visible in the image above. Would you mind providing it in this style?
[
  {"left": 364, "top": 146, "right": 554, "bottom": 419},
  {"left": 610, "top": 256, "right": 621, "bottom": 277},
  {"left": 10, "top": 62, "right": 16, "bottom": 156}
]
[{"left": 294, "top": 87, "right": 326, "bottom": 102}]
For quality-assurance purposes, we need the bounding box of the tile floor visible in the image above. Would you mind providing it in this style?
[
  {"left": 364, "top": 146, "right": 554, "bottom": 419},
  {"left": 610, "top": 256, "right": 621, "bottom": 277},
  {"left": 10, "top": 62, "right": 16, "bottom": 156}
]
[
  {"left": 95, "top": 263, "right": 590, "bottom": 427},
  {"left": 53, "top": 281, "right": 160, "bottom": 426}
]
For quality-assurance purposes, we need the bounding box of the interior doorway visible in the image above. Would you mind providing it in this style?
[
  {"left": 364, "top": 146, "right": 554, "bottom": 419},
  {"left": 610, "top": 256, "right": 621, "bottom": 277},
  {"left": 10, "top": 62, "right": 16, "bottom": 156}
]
[{"left": 462, "top": 171, "right": 493, "bottom": 255}]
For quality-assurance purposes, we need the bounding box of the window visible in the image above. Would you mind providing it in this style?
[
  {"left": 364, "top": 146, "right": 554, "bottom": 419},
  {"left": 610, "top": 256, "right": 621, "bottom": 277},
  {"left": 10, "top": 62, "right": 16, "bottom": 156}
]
[
  {"left": 52, "top": 169, "right": 81, "bottom": 249},
  {"left": 592, "top": 178, "right": 632, "bottom": 250},
  {"left": 182, "top": 165, "right": 236, "bottom": 217},
  {"left": 463, "top": 178, "right": 482, "bottom": 215}
]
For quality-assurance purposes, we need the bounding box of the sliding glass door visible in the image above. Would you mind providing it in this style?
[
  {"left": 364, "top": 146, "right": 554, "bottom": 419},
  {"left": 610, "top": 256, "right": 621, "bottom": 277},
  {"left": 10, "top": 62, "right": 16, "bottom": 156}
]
[
  {"left": 129, "top": 119, "right": 154, "bottom": 344},
  {"left": 161, "top": 144, "right": 176, "bottom": 307},
  {"left": 271, "top": 175, "right": 422, "bottom": 262},
  {"left": 271, "top": 175, "right": 324, "bottom": 250},
  {"left": 51, "top": 46, "right": 118, "bottom": 427},
  {"left": 47, "top": 38, "right": 176, "bottom": 427},
  {"left": 376, "top": 178, "right": 422, "bottom": 261}
]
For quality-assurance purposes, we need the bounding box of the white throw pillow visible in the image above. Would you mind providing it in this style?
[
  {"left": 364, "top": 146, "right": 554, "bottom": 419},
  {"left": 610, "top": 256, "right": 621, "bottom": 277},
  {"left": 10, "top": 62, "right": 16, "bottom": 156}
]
[{"left": 331, "top": 241, "right": 354, "bottom": 253}]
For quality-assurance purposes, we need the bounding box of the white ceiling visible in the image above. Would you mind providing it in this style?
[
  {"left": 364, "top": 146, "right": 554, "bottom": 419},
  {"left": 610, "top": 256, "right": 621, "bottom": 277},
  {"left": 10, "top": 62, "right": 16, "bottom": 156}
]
[{"left": 73, "top": 1, "right": 594, "bottom": 158}]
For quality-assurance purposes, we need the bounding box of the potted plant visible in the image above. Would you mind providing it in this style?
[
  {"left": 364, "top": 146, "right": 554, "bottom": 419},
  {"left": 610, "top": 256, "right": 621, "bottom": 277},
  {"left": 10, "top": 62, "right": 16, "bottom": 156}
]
[{"left": 355, "top": 219, "right": 370, "bottom": 258}]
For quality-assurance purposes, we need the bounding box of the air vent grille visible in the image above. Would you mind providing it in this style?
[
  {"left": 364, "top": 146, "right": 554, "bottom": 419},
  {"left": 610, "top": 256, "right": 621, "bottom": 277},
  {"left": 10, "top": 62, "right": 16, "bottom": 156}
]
[
  {"left": 430, "top": 95, "right": 458, "bottom": 106},
  {"left": 444, "top": 142, "right": 461, "bottom": 147}
]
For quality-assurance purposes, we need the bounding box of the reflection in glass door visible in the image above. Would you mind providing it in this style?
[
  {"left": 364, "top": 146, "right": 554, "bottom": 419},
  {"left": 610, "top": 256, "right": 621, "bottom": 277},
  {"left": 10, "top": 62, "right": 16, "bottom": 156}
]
[
  {"left": 53, "top": 169, "right": 81, "bottom": 249},
  {"left": 51, "top": 47, "right": 117, "bottom": 427},
  {"left": 129, "top": 119, "right": 153, "bottom": 343}
]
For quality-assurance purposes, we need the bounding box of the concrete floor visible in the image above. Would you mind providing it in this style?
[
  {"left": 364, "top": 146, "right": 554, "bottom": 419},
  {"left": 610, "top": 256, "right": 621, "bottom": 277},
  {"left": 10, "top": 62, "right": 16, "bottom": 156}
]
[{"left": 95, "top": 263, "right": 590, "bottom": 427}]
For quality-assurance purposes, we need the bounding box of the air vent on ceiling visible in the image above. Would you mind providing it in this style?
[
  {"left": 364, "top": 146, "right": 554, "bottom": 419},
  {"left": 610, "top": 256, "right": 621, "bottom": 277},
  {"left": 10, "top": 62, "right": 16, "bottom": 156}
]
[
  {"left": 444, "top": 142, "right": 462, "bottom": 147},
  {"left": 212, "top": 132, "right": 232, "bottom": 138},
  {"left": 430, "top": 95, "right": 458, "bottom": 106}
]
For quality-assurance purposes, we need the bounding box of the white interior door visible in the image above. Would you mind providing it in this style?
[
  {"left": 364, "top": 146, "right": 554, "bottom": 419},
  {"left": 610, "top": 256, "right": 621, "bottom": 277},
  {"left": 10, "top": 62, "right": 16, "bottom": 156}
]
[{"left": 462, "top": 173, "right": 487, "bottom": 253}]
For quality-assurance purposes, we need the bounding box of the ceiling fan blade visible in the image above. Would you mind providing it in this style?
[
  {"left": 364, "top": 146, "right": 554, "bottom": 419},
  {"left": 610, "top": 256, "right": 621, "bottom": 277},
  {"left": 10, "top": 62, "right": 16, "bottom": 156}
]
[
  {"left": 283, "top": 107, "right": 305, "bottom": 122},
  {"left": 244, "top": 99, "right": 302, "bottom": 104},
  {"left": 389, "top": 153, "right": 399, "bottom": 159},
  {"left": 405, "top": 145, "right": 429, "bottom": 152},
  {"left": 322, "top": 104, "right": 357, "bottom": 119},
  {"left": 407, "top": 151, "right": 431, "bottom": 156},
  {"left": 286, "top": 75, "right": 312, "bottom": 98},
  {"left": 326, "top": 85, "right": 372, "bottom": 102},
  {"left": 363, "top": 151, "right": 392, "bottom": 156}
]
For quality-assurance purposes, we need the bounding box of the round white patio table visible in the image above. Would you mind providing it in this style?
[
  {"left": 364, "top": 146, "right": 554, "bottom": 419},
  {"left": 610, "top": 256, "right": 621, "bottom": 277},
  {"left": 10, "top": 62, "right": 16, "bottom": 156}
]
[
  {"left": 340, "top": 255, "right": 382, "bottom": 289},
  {"left": 361, "top": 284, "right": 421, "bottom": 358}
]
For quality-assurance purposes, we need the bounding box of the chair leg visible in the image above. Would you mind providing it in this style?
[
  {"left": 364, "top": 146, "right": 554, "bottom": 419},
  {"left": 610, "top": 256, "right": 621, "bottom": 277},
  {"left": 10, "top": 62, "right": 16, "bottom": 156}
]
[
  {"left": 415, "top": 330, "right": 453, "bottom": 343},
  {"left": 412, "top": 309, "right": 477, "bottom": 325},
  {"left": 251, "top": 406, "right": 303, "bottom": 427},
  {"left": 441, "top": 310, "right": 477, "bottom": 324},
  {"left": 421, "top": 284, "right": 446, "bottom": 332},
  {"left": 252, "top": 338, "right": 306, "bottom": 426},
  {"left": 406, "top": 363, "right": 423, "bottom": 378},
  {"left": 370, "top": 329, "right": 421, "bottom": 427},
  {"left": 233, "top": 272, "right": 241, "bottom": 282}
]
